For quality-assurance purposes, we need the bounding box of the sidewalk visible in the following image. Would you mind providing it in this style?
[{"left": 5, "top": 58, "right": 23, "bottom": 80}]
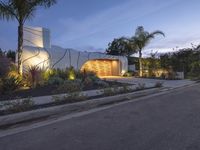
[{"left": 104, "top": 77, "right": 195, "bottom": 88}]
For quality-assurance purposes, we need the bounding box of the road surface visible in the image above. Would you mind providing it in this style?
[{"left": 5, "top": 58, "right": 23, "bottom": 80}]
[{"left": 1, "top": 84, "right": 200, "bottom": 150}]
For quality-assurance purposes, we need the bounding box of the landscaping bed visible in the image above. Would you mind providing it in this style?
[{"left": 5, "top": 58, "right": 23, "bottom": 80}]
[
  {"left": 0, "top": 81, "right": 129, "bottom": 101},
  {"left": 0, "top": 85, "right": 158, "bottom": 116}
]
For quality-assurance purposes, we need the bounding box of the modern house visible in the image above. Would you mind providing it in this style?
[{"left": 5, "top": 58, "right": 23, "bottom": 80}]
[{"left": 21, "top": 26, "right": 128, "bottom": 77}]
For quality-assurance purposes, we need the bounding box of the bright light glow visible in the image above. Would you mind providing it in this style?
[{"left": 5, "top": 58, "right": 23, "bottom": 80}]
[
  {"left": 81, "top": 59, "right": 120, "bottom": 77},
  {"left": 69, "top": 73, "right": 75, "bottom": 80},
  {"left": 22, "top": 49, "right": 50, "bottom": 71},
  {"left": 121, "top": 70, "right": 126, "bottom": 75}
]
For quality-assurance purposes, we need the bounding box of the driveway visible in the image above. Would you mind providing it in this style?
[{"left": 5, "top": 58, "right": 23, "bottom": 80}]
[
  {"left": 0, "top": 84, "right": 200, "bottom": 150},
  {"left": 103, "top": 76, "right": 195, "bottom": 88}
]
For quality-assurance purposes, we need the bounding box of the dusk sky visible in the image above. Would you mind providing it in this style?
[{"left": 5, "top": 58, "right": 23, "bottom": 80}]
[{"left": 1, "top": 0, "right": 200, "bottom": 55}]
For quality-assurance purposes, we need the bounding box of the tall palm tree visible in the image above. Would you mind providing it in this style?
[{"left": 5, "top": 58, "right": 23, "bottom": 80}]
[
  {"left": 0, "top": 0, "right": 56, "bottom": 75},
  {"left": 131, "top": 26, "right": 165, "bottom": 77}
]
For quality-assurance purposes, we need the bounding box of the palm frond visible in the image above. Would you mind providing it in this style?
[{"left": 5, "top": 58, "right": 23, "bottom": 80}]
[
  {"left": 150, "top": 30, "right": 165, "bottom": 37},
  {"left": 31, "top": 0, "right": 57, "bottom": 8},
  {"left": 0, "top": 1, "right": 16, "bottom": 21}
]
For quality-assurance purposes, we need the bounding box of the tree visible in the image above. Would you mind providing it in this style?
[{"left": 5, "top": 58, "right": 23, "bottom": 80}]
[
  {"left": 106, "top": 37, "right": 137, "bottom": 59},
  {"left": 0, "top": 0, "right": 56, "bottom": 75},
  {"left": 6, "top": 49, "right": 16, "bottom": 62},
  {"left": 131, "top": 26, "right": 165, "bottom": 77}
]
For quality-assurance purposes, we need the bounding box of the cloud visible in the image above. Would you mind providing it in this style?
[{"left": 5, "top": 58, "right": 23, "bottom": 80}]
[{"left": 54, "top": 0, "right": 181, "bottom": 49}]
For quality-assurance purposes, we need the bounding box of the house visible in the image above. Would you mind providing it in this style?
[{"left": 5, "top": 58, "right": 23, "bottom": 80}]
[{"left": 21, "top": 26, "right": 128, "bottom": 77}]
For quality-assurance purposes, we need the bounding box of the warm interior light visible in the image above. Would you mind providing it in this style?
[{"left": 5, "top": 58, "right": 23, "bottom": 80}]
[{"left": 81, "top": 59, "right": 120, "bottom": 77}]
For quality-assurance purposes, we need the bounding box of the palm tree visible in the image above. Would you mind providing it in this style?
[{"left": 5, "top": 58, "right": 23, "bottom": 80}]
[
  {"left": 131, "top": 26, "right": 165, "bottom": 77},
  {"left": 106, "top": 37, "right": 137, "bottom": 59},
  {"left": 0, "top": 0, "right": 56, "bottom": 75}
]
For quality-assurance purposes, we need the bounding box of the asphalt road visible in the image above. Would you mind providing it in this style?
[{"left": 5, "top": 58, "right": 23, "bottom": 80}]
[{"left": 1, "top": 84, "right": 200, "bottom": 150}]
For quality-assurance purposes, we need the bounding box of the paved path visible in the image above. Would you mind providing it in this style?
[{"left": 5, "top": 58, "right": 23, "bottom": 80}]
[
  {"left": 1, "top": 84, "right": 200, "bottom": 150},
  {"left": 104, "top": 77, "right": 195, "bottom": 88}
]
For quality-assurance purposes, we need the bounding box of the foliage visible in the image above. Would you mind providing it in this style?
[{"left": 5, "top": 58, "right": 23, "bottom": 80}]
[
  {"left": 23, "top": 66, "right": 44, "bottom": 88},
  {"left": 4, "top": 98, "right": 34, "bottom": 113},
  {"left": 52, "top": 92, "right": 87, "bottom": 104},
  {"left": 68, "top": 67, "right": 76, "bottom": 80},
  {"left": 154, "top": 82, "right": 163, "bottom": 88},
  {"left": 0, "top": 78, "right": 3, "bottom": 95},
  {"left": 56, "top": 79, "right": 83, "bottom": 93},
  {"left": 187, "top": 61, "right": 200, "bottom": 78},
  {"left": 1, "top": 75, "right": 22, "bottom": 94},
  {"left": 102, "top": 87, "right": 117, "bottom": 96},
  {"left": 106, "top": 37, "right": 137, "bottom": 57},
  {"left": 0, "top": 55, "right": 11, "bottom": 77},
  {"left": 136, "top": 83, "right": 146, "bottom": 90},
  {"left": 123, "top": 72, "right": 134, "bottom": 77},
  {"left": 0, "top": 48, "right": 4, "bottom": 56},
  {"left": 83, "top": 76, "right": 93, "bottom": 88},
  {"left": 94, "top": 80, "right": 109, "bottom": 88},
  {"left": 118, "top": 86, "right": 132, "bottom": 94},
  {"left": 160, "top": 46, "right": 200, "bottom": 78},
  {"left": 47, "top": 76, "right": 64, "bottom": 86},
  {"left": 0, "top": 0, "right": 57, "bottom": 74},
  {"left": 131, "top": 26, "right": 165, "bottom": 76},
  {"left": 6, "top": 50, "right": 16, "bottom": 62}
]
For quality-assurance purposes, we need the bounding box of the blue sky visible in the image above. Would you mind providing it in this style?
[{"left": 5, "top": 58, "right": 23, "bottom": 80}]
[{"left": 1, "top": 0, "right": 200, "bottom": 55}]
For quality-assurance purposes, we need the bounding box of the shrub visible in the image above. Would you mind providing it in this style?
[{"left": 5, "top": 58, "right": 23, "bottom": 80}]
[
  {"left": 75, "top": 70, "right": 85, "bottom": 80},
  {"left": 0, "top": 55, "right": 11, "bottom": 78},
  {"left": 27, "top": 66, "right": 40, "bottom": 88},
  {"left": 154, "top": 82, "right": 163, "bottom": 88},
  {"left": 52, "top": 92, "right": 87, "bottom": 104},
  {"left": 23, "top": 66, "right": 46, "bottom": 88},
  {"left": 47, "top": 76, "right": 64, "bottom": 86},
  {"left": 56, "top": 79, "right": 83, "bottom": 93},
  {"left": 0, "top": 78, "right": 3, "bottom": 95},
  {"left": 6, "top": 50, "right": 16, "bottom": 62},
  {"left": 123, "top": 72, "right": 133, "bottom": 77},
  {"left": 136, "top": 83, "right": 146, "bottom": 90},
  {"left": 5, "top": 98, "right": 34, "bottom": 113},
  {"left": 119, "top": 86, "right": 132, "bottom": 93},
  {"left": 7, "top": 64, "right": 19, "bottom": 78},
  {"left": 161, "top": 73, "right": 166, "bottom": 79},
  {"left": 94, "top": 80, "right": 109, "bottom": 88},
  {"left": 47, "top": 69, "right": 68, "bottom": 80},
  {"left": 67, "top": 67, "right": 76, "bottom": 80},
  {"left": 83, "top": 77, "right": 93, "bottom": 88},
  {"left": 167, "top": 72, "right": 176, "bottom": 80},
  {"left": 101, "top": 88, "right": 117, "bottom": 96},
  {"left": 82, "top": 71, "right": 98, "bottom": 81},
  {"left": 2, "top": 76, "right": 22, "bottom": 94}
]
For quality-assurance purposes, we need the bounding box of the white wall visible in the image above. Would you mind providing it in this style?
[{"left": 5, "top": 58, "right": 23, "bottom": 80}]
[{"left": 22, "top": 26, "right": 128, "bottom": 75}]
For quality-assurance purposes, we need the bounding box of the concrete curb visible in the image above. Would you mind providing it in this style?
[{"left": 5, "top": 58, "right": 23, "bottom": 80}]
[{"left": 0, "top": 87, "right": 162, "bottom": 127}]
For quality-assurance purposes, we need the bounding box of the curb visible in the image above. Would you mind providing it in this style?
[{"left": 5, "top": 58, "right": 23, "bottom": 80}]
[{"left": 0, "top": 87, "right": 162, "bottom": 127}]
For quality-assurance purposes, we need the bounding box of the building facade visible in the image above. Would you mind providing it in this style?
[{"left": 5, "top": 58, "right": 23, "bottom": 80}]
[{"left": 21, "top": 26, "right": 128, "bottom": 76}]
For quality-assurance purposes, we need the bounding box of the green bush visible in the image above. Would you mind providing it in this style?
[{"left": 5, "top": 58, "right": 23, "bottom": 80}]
[
  {"left": 2, "top": 76, "right": 22, "bottom": 94},
  {"left": 83, "top": 77, "right": 93, "bottom": 87},
  {"left": 67, "top": 67, "right": 76, "bottom": 80},
  {"left": 154, "top": 82, "right": 163, "bottom": 88},
  {"left": 56, "top": 79, "right": 83, "bottom": 93},
  {"left": 24, "top": 66, "right": 45, "bottom": 88},
  {"left": 5, "top": 98, "right": 34, "bottom": 113},
  {"left": 47, "top": 76, "right": 64, "bottom": 86},
  {"left": 136, "top": 83, "right": 146, "bottom": 90},
  {"left": 0, "top": 78, "right": 3, "bottom": 95},
  {"left": 94, "top": 80, "right": 109, "bottom": 88},
  {"left": 123, "top": 72, "right": 133, "bottom": 77},
  {"left": 102, "top": 87, "right": 117, "bottom": 96},
  {"left": 0, "top": 55, "right": 11, "bottom": 78},
  {"left": 52, "top": 92, "right": 87, "bottom": 103}
]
